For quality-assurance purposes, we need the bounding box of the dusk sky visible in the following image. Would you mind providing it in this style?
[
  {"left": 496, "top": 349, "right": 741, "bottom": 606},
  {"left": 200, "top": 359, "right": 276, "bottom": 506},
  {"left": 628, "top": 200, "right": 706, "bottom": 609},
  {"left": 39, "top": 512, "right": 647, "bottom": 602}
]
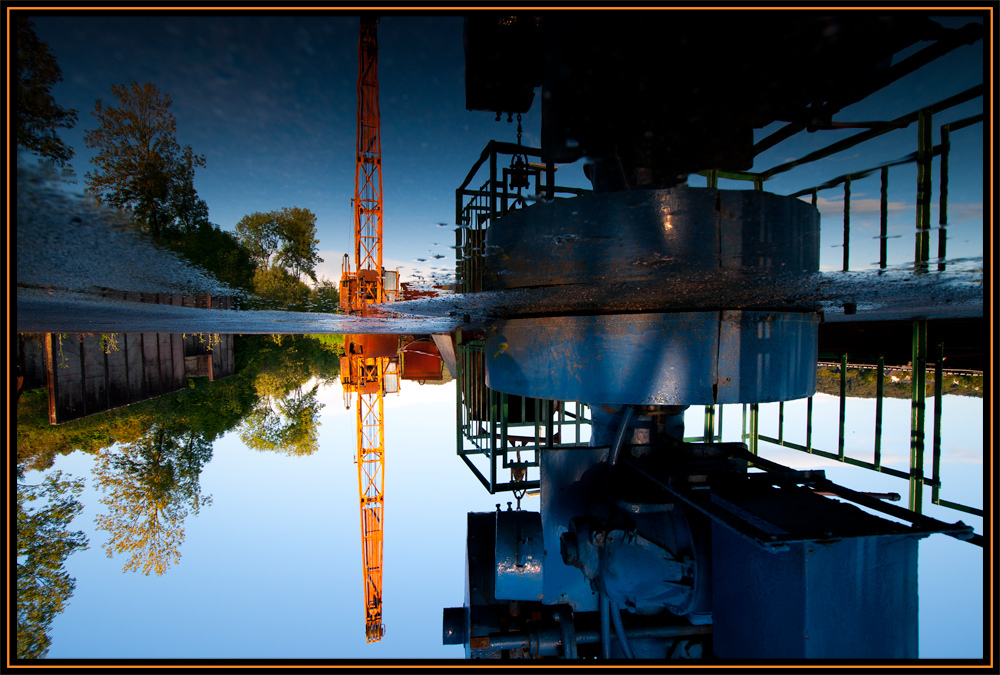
[
  {"left": 15, "top": 8, "right": 988, "bottom": 664},
  {"left": 25, "top": 11, "right": 986, "bottom": 279},
  {"left": 27, "top": 13, "right": 562, "bottom": 287}
]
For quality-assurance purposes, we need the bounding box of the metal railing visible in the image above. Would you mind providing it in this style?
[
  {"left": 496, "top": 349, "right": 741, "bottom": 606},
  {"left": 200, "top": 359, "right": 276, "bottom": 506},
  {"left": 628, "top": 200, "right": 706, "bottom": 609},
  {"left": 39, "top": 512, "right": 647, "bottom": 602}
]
[
  {"left": 455, "top": 330, "right": 591, "bottom": 495},
  {"left": 697, "top": 86, "right": 984, "bottom": 273},
  {"left": 736, "top": 324, "right": 983, "bottom": 547},
  {"left": 455, "top": 140, "right": 589, "bottom": 293}
]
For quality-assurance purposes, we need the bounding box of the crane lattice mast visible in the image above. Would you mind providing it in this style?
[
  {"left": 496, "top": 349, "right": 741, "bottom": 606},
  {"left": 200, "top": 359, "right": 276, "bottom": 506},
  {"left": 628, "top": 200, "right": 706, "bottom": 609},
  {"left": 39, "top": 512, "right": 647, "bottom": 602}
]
[
  {"left": 341, "top": 15, "right": 384, "bottom": 314},
  {"left": 355, "top": 357, "right": 386, "bottom": 643}
]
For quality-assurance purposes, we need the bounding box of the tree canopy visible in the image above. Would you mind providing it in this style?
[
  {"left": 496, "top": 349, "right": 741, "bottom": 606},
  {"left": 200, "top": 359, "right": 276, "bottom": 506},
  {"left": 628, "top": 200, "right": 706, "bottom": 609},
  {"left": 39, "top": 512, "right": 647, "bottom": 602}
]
[
  {"left": 92, "top": 425, "right": 213, "bottom": 576},
  {"left": 83, "top": 82, "right": 208, "bottom": 237},
  {"left": 15, "top": 17, "right": 78, "bottom": 166},
  {"left": 16, "top": 469, "right": 88, "bottom": 659},
  {"left": 235, "top": 207, "right": 323, "bottom": 282}
]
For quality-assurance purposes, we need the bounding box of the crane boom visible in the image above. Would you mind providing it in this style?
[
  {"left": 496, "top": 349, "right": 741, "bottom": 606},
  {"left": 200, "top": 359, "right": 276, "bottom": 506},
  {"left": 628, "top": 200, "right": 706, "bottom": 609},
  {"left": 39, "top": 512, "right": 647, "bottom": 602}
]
[
  {"left": 341, "top": 15, "right": 384, "bottom": 314},
  {"left": 342, "top": 345, "right": 391, "bottom": 643},
  {"left": 356, "top": 359, "right": 386, "bottom": 642}
]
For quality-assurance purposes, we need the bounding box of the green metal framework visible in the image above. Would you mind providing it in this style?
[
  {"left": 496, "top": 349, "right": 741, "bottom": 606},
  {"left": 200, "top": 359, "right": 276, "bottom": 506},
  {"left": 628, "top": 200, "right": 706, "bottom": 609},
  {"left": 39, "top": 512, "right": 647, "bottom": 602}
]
[
  {"left": 454, "top": 140, "right": 589, "bottom": 293},
  {"left": 736, "top": 332, "right": 983, "bottom": 543},
  {"left": 696, "top": 86, "right": 984, "bottom": 272},
  {"left": 455, "top": 330, "right": 591, "bottom": 495},
  {"left": 450, "top": 33, "right": 985, "bottom": 536}
]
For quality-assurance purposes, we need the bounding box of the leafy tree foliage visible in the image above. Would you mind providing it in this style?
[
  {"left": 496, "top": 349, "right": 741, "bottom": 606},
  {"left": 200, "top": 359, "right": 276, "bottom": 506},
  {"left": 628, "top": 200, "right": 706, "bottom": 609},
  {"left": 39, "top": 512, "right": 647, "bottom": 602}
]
[
  {"left": 156, "top": 224, "right": 257, "bottom": 293},
  {"left": 92, "top": 426, "right": 213, "bottom": 576},
  {"left": 15, "top": 17, "right": 78, "bottom": 166},
  {"left": 16, "top": 469, "right": 88, "bottom": 659},
  {"left": 234, "top": 211, "right": 281, "bottom": 272},
  {"left": 236, "top": 335, "right": 341, "bottom": 456},
  {"left": 310, "top": 277, "right": 341, "bottom": 313},
  {"left": 251, "top": 266, "right": 312, "bottom": 311},
  {"left": 240, "top": 383, "right": 322, "bottom": 457},
  {"left": 275, "top": 207, "right": 323, "bottom": 282},
  {"left": 17, "top": 335, "right": 341, "bottom": 585},
  {"left": 83, "top": 82, "right": 208, "bottom": 237},
  {"left": 235, "top": 207, "right": 323, "bottom": 282}
]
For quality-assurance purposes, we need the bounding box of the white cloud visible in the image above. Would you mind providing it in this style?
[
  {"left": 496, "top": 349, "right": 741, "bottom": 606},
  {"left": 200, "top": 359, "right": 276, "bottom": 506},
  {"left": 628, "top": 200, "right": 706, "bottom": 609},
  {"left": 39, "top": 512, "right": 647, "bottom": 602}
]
[{"left": 814, "top": 195, "right": 909, "bottom": 216}]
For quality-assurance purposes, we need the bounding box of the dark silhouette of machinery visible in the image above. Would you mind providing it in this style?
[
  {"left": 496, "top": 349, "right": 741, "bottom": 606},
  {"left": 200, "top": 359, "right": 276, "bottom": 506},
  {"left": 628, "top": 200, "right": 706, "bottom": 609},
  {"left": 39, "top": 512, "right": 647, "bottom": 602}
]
[{"left": 444, "top": 13, "right": 983, "bottom": 660}]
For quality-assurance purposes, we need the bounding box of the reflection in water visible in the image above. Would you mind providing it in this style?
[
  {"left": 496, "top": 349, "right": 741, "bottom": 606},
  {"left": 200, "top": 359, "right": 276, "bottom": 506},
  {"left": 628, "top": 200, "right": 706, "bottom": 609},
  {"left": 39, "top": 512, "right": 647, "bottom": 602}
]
[
  {"left": 92, "top": 423, "right": 213, "bottom": 576},
  {"left": 339, "top": 334, "right": 449, "bottom": 643},
  {"left": 15, "top": 468, "right": 88, "bottom": 659},
  {"left": 13, "top": 10, "right": 986, "bottom": 664},
  {"left": 14, "top": 333, "right": 343, "bottom": 656}
]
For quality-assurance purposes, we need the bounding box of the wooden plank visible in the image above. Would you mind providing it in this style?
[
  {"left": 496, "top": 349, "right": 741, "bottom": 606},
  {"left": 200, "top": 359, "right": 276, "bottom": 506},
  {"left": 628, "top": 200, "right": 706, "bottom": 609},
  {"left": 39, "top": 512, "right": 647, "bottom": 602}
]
[
  {"left": 44, "top": 334, "right": 58, "bottom": 424},
  {"left": 51, "top": 334, "right": 85, "bottom": 423},
  {"left": 211, "top": 336, "right": 222, "bottom": 379},
  {"left": 142, "top": 333, "right": 161, "bottom": 397},
  {"left": 81, "top": 334, "right": 108, "bottom": 415},
  {"left": 158, "top": 333, "right": 176, "bottom": 393},
  {"left": 106, "top": 333, "right": 130, "bottom": 408},
  {"left": 184, "top": 355, "right": 211, "bottom": 378},
  {"left": 222, "top": 334, "right": 235, "bottom": 377},
  {"left": 126, "top": 333, "right": 144, "bottom": 401},
  {"left": 171, "top": 333, "right": 185, "bottom": 389},
  {"left": 20, "top": 334, "right": 49, "bottom": 389}
]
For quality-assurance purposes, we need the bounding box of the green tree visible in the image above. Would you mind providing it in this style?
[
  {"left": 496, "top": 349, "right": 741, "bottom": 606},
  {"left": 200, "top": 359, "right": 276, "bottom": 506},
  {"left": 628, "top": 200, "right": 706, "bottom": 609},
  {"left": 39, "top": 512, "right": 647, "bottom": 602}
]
[
  {"left": 275, "top": 207, "right": 323, "bottom": 283},
  {"left": 251, "top": 266, "right": 312, "bottom": 310},
  {"left": 83, "top": 82, "right": 206, "bottom": 237},
  {"left": 156, "top": 224, "right": 256, "bottom": 293},
  {"left": 16, "top": 468, "right": 88, "bottom": 659},
  {"left": 235, "top": 335, "right": 342, "bottom": 456},
  {"left": 170, "top": 146, "right": 211, "bottom": 232},
  {"left": 309, "top": 276, "right": 341, "bottom": 313},
  {"left": 235, "top": 207, "right": 323, "bottom": 282},
  {"left": 92, "top": 425, "right": 213, "bottom": 576},
  {"left": 239, "top": 383, "right": 322, "bottom": 457},
  {"left": 15, "top": 17, "right": 78, "bottom": 166},
  {"left": 233, "top": 211, "right": 280, "bottom": 271}
]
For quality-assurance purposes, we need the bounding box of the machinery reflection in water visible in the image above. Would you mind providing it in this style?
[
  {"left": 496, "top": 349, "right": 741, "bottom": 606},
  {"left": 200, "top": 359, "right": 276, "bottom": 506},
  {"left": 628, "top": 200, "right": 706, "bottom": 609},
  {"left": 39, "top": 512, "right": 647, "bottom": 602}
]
[
  {"left": 442, "top": 13, "right": 984, "bottom": 660},
  {"left": 445, "top": 327, "right": 979, "bottom": 660}
]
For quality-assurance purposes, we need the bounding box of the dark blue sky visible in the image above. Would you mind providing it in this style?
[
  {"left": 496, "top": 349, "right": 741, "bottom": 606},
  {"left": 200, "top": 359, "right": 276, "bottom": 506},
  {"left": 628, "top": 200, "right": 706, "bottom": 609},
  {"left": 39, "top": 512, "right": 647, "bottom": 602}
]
[
  {"left": 29, "top": 13, "right": 558, "bottom": 285},
  {"left": 26, "top": 11, "right": 987, "bottom": 279}
]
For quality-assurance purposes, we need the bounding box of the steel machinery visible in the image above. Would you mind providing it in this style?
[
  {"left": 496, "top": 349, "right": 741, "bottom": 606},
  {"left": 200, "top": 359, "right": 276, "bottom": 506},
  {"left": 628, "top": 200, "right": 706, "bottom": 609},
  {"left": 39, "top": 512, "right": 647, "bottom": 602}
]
[{"left": 443, "top": 13, "right": 983, "bottom": 660}]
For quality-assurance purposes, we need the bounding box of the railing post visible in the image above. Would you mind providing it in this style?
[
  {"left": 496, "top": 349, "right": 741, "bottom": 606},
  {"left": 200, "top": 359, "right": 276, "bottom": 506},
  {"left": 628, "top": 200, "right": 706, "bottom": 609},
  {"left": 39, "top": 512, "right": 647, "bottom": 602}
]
[
  {"left": 489, "top": 142, "right": 498, "bottom": 225},
  {"left": 880, "top": 166, "right": 889, "bottom": 269},
  {"left": 839, "top": 353, "right": 848, "bottom": 460},
  {"left": 875, "top": 354, "right": 884, "bottom": 469},
  {"left": 909, "top": 320, "right": 927, "bottom": 512},
  {"left": 915, "top": 109, "right": 932, "bottom": 269},
  {"left": 932, "top": 342, "right": 944, "bottom": 503},
  {"left": 938, "top": 124, "right": 950, "bottom": 271},
  {"left": 842, "top": 177, "right": 851, "bottom": 272},
  {"left": 806, "top": 396, "right": 813, "bottom": 453}
]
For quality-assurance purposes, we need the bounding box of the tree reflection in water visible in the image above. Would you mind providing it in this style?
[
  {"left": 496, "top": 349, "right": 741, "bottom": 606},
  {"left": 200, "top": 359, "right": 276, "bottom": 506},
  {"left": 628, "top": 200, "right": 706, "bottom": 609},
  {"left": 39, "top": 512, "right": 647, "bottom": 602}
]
[{"left": 15, "top": 333, "right": 342, "bottom": 653}]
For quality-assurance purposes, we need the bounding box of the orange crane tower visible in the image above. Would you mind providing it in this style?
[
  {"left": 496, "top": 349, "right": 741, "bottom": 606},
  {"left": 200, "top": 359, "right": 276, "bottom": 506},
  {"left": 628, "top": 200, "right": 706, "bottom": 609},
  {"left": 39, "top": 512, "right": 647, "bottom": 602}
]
[
  {"left": 341, "top": 335, "right": 399, "bottom": 643},
  {"left": 340, "top": 16, "right": 384, "bottom": 315},
  {"left": 342, "top": 352, "right": 388, "bottom": 642},
  {"left": 341, "top": 15, "right": 389, "bottom": 644}
]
